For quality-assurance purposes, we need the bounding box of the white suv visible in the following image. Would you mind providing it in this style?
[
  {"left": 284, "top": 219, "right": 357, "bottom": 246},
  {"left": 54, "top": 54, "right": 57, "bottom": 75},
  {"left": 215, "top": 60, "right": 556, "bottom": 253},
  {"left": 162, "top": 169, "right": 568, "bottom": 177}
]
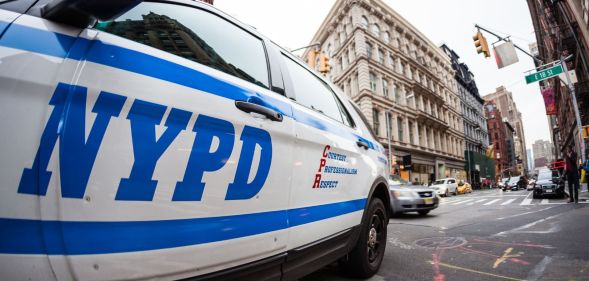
[
  {"left": 0, "top": 1, "right": 390, "bottom": 280},
  {"left": 431, "top": 178, "right": 458, "bottom": 197}
]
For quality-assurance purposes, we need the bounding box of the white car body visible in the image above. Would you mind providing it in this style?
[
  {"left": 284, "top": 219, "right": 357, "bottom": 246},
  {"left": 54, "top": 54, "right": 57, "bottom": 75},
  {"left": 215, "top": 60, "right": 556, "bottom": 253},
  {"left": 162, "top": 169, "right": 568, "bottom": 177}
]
[
  {"left": 0, "top": 1, "right": 390, "bottom": 280},
  {"left": 431, "top": 178, "right": 458, "bottom": 196}
]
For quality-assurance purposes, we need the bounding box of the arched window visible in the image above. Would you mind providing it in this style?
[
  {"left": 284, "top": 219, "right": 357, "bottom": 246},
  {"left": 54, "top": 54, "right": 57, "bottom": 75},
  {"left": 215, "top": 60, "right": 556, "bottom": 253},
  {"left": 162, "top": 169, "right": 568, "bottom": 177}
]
[
  {"left": 361, "top": 16, "right": 369, "bottom": 28},
  {"left": 372, "top": 24, "right": 380, "bottom": 36},
  {"left": 383, "top": 31, "right": 390, "bottom": 43}
]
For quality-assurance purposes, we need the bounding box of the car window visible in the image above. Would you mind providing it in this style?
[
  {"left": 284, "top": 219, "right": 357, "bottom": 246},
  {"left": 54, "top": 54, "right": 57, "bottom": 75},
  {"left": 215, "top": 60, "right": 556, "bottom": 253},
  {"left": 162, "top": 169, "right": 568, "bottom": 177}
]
[
  {"left": 95, "top": 2, "right": 270, "bottom": 89},
  {"left": 433, "top": 180, "right": 445, "bottom": 185},
  {"left": 538, "top": 172, "right": 552, "bottom": 180},
  {"left": 449, "top": 180, "right": 455, "bottom": 184},
  {"left": 281, "top": 55, "right": 345, "bottom": 123}
]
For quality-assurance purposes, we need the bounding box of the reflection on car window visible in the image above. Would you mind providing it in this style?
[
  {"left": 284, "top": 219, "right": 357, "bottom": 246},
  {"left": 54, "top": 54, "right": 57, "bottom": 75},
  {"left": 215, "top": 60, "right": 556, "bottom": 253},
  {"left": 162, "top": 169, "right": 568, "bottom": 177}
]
[
  {"left": 433, "top": 180, "right": 444, "bottom": 185},
  {"left": 95, "top": 2, "right": 269, "bottom": 89},
  {"left": 281, "top": 55, "right": 344, "bottom": 123},
  {"left": 388, "top": 175, "right": 408, "bottom": 185}
]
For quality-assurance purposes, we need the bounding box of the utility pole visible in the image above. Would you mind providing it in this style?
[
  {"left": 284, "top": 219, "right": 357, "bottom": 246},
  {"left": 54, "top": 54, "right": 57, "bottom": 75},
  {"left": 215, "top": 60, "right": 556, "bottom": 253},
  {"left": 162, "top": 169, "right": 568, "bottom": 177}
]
[{"left": 561, "top": 56, "right": 586, "bottom": 164}]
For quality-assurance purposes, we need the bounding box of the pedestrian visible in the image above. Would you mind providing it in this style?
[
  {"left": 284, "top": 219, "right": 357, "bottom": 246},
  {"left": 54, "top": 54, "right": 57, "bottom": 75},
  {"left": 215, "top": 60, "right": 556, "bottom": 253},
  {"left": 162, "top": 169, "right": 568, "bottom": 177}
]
[{"left": 563, "top": 145, "right": 580, "bottom": 203}]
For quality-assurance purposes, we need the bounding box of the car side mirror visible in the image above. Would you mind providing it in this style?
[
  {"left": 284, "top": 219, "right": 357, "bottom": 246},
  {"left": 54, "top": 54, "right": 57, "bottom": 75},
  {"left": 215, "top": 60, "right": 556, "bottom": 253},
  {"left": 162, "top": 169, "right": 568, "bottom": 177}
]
[{"left": 42, "top": 0, "right": 142, "bottom": 27}]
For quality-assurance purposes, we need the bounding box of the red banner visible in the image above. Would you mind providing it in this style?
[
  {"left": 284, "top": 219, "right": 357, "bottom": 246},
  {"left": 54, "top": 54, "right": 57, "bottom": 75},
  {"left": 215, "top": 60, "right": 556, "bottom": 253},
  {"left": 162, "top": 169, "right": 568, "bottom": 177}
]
[{"left": 541, "top": 87, "right": 557, "bottom": 115}]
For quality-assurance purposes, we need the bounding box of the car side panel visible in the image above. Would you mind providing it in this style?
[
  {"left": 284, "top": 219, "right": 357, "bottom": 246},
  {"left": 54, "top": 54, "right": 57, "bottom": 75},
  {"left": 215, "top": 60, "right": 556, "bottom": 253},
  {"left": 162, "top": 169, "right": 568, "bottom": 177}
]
[{"left": 0, "top": 13, "right": 86, "bottom": 281}]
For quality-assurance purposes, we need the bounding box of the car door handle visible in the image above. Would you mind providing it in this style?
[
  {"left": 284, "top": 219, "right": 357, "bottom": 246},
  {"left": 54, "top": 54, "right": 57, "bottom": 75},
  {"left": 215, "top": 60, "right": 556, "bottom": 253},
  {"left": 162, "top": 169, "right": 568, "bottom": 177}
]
[
  {"left": 235, "top": 100, "right": 283, "bottom": 122},
  {"left": 356, "top": 139, "right": 369, "bottom": 150}
]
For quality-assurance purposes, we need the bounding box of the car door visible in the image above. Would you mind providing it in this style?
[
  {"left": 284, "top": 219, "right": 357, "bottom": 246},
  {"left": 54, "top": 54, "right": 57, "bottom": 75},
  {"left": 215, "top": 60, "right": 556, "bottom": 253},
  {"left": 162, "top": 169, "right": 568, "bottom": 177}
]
[
  {"left": 0, "top": 9, "right": 87, "bottom": 280},
  {"left": 278, "top": 51, "right": 378, "bottom": 253},
  {"left": 8, "top": 2, "right": 295, "bottom": 280}
]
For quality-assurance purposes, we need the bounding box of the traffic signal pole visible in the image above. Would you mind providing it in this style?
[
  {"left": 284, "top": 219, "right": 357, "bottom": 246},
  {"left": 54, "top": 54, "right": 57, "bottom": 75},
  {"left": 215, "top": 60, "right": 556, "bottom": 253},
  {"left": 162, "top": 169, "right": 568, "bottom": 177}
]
[
  {"left": 474, "top": 24, "right": 543, "bottom": 65},
  {"left": 475, "top": 24, "right": 586, "bottom": 164}
]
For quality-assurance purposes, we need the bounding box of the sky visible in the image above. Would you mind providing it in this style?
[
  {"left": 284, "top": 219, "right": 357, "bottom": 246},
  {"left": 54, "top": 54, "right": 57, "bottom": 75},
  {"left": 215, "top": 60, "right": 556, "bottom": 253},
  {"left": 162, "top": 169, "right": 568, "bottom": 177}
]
[{"left": 214, "top": 0, "right": 551, "bottom": 150}]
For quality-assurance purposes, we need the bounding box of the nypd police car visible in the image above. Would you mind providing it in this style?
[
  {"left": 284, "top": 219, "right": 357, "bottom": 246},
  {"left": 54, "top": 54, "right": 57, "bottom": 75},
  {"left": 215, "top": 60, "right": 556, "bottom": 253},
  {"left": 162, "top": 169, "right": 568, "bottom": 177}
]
[{"left": 0, "top": 0, "right": 391, "bottom": 280}]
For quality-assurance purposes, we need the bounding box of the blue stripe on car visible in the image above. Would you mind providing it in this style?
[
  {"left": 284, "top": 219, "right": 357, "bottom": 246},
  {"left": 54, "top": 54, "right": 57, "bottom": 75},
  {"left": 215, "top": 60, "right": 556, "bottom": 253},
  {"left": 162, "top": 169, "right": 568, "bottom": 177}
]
[
  {"left": 0, "top": 198, "right": 366, "bottom": 255},
  {"left": 0, "top": 22, "right": 378, "bottom": 150}
]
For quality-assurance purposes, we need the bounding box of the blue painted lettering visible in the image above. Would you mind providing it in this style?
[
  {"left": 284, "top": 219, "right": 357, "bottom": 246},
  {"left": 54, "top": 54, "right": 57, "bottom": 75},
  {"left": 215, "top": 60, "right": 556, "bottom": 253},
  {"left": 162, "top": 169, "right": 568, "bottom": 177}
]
[
  {"left": 172, "top": 115, "right": 234, "bottom": 201},
  {"left": 225, "top": 126, "right": 272, "bottom": 200},
  {"left": 116, "top": 100, "right": 191, "bottom": 201}
]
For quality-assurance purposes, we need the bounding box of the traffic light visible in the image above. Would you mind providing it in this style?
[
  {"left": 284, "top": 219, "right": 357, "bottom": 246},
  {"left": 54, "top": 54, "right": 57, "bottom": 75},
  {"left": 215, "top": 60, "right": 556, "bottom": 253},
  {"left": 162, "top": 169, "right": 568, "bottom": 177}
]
[
  {"left": 318, "top": 53, "right": 331, "bottom": 73},
  {"left": 307, "top": 49, "right": 319, "bottom": 69},
  {"left": 473, "top": 31, "right": 491, "bottom": 58}
]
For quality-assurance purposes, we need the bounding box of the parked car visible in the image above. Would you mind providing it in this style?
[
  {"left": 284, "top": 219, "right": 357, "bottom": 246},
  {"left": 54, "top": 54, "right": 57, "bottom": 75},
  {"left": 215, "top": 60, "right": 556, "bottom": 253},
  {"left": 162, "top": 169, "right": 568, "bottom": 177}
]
[
  {"left": 389, "top": 176, "right": 439, "bottom": 216},
  {"left": 503, "top": 176, "right": 521, "bottom": 191},
  {"left": 0, "top": 1, "right": 390, "bottom": 280},
  {"left": 456, "top": 181, "right": 473, "bottom": 194},
  {"left": 533, "top": 169, "right": 565, "bottom": 199},
  {"left": 431, "top": 178, "right": 458, "bottom": 197}
]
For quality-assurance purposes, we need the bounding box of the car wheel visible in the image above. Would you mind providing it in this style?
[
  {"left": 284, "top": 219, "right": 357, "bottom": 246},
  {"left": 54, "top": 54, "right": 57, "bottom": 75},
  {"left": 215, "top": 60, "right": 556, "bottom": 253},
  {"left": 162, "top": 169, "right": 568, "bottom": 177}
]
[
  {"left": 453, "top": 188, "right": 457, "bottom": 196},
  {"left": 445, "top": 189, "right": 449, "bottom": 197},
  {"left": 418, "top": 210, "right": 430, "bottom": 216},
  {"left": 532, "top": 192, "right": 538, "bottom": 199},
  {"left": 343, "top": 197, "right": 387, "bottom": 278}
]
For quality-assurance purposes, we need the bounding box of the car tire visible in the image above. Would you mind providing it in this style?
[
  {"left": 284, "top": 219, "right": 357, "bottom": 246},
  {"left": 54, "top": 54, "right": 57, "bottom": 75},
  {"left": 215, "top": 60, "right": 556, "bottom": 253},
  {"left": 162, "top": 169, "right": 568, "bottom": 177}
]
[
  {"left": 418, "top": 210, "right": 430, "bottom": 216},
  {"left": 342, "top": 197, "right": 388, "bottom": 278},
  {"left": 532, "top": 193, "right": 538, "bottom": 199},
  {"left": 444, "top": 189, "right": 449, "bottom": 197}
]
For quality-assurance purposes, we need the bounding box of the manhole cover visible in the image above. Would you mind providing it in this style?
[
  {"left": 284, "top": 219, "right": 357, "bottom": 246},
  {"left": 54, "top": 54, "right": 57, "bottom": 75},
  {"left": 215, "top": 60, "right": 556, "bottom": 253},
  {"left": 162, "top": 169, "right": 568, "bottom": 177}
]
[{"left": 413, "top": 237, "right": 467, "bottom": 250}]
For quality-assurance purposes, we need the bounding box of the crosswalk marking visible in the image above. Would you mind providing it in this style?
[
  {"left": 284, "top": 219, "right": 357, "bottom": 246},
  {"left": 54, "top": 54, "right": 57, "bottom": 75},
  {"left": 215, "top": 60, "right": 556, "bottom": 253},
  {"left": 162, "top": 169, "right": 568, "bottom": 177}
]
[
  {"left": 520, "top": 198, "right": 533, "bottom": 205},
  {"left": 467, "top": 199, "right": 487, "bottom": 205},
  {"left": 452, "top": 199, "right": 475, "bottom": 205},
  {"left": 484, "top": 199, "right": 501, "bottom": 205},
  {"left": 501, "top": 199, "right": 516, "bottom": 205}
]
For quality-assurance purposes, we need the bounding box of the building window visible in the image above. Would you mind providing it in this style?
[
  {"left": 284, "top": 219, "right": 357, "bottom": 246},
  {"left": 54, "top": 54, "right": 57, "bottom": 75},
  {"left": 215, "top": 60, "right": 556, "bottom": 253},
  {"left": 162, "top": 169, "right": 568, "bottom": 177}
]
[
  {"left": 378, "top": 49, "right": 384, "bottom": 64},
  {"left": 397, "top": 117, "right": 404, "bottom": 142},
  {"left": 373, "top": 108, "right": 380, "bottom": 135},
  {"left": 384, "top": 31, "right": 390, "bottom": 43},
  {"left": 393, "top": 84, "right": 400, "bottom": 101},
  {"left": 408, "top": 121, "right": 414, "bottom": 144},
  {"left": 382, "top": 79, "right": 389, "bottom": 97},
  {"left": 372, "top": 23, "right": 380, "bottom": 37},
  {"left": 369, "top": 72, "right": 377, "bottom": 92},
  {"left": 361, "top": 16, "right": 369, "bottom": 29},
  {"left": 366, "top": 42, "right": 373, "bottom": 59},
  {"left": 386, "top": 111, "right": 393, "bottom": 138}
]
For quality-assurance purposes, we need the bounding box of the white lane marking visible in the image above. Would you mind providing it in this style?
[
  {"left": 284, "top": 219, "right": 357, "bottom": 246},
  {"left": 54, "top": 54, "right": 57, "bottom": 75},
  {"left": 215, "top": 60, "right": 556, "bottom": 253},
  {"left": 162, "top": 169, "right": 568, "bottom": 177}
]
[
  {"left": 540, "top": 199, "right": 549, "bottom": 205},
  {"left": 501, "top": 199, "right": 517, "bottom": 205},
  {"left": 497, "top": 206, "right": 554, "bottom": 220},
  {"left": 493, "top": 214, "right": 562, "bottom": 237},
  {"left": 484, "top": 199, "right": 501, "bottom": 205},
  {"left": 467, "top": 199, "right": 487, "bottom": 205},
  {"left": 526, "top": 256, "right": 553, "bottom": 281},
  {"left": 452, "top": 199, "right": 475, "bottom": 205},
  {"left": 520, "top": 191, "right": 534, "bottom": 205}
]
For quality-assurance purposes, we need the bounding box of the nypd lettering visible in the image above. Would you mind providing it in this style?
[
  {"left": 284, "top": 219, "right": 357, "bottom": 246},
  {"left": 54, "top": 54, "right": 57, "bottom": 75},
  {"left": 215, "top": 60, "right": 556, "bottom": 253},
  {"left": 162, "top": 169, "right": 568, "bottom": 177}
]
[{"left": 17, "top": 83, "right": 272, "bottom": 201}]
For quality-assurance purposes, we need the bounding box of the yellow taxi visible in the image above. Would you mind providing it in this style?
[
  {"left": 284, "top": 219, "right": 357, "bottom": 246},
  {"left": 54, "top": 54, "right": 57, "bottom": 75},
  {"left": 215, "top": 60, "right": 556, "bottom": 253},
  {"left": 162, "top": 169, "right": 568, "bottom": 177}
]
[{"left": 456, "top": 181, "right": 473, "bottom": 194}]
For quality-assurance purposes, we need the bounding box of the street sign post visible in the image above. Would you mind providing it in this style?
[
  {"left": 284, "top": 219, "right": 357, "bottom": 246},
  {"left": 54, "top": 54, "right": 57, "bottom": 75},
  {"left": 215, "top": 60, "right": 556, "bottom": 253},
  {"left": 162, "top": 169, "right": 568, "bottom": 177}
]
[{"left": 525, "top": 64, "right": 563, "bottom": 84}]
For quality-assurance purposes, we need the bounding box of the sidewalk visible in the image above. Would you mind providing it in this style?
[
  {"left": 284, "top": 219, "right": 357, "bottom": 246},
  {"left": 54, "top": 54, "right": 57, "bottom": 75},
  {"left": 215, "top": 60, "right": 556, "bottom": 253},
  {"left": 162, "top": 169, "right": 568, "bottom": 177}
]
[{"left": 564, "top": 182, "right": 589, "bottom": 202}]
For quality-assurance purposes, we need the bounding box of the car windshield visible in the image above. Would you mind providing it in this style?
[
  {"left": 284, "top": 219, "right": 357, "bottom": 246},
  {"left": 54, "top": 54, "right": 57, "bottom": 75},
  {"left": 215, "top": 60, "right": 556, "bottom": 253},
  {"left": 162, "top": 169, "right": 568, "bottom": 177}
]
[
  {"left": 538, "top": 172, "right": 552, "bottom": 180},
  {"left": 389, "top": 175, "right": 409, "bottom": 185},
  {"left": 508, "top": 177, "right": 520, "bottom": 184},
  {"left": 433, "top": 180, "right": 445, "bottom": 185}
]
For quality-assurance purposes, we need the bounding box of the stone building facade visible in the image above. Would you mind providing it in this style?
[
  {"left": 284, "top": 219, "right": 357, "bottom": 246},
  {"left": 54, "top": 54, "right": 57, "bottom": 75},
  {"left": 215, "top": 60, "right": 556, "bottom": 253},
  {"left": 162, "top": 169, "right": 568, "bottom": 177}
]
[
  {"left": 304, "top": 0, "right": 466, "bottom": 183},
  {"left": 441, "top": 45, "right": 493, "bottom": 187},
  {"left": 483, "top": 86, "right": 528, "bottom": 175}
]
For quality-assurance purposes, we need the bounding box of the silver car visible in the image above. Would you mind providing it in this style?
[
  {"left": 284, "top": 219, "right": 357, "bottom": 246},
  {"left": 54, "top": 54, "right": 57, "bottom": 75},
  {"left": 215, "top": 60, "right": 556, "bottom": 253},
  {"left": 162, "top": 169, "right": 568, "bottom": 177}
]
[{"left": 389, "top": 176, "right": 439, "bottom": 216}]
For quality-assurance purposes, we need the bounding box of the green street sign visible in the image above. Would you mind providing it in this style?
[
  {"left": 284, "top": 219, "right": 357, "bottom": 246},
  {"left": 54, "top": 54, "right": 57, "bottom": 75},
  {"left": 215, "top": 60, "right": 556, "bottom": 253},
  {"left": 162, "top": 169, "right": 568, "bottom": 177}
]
[{"left": 525, "top": 64, "right": 563, "bottom": 84}]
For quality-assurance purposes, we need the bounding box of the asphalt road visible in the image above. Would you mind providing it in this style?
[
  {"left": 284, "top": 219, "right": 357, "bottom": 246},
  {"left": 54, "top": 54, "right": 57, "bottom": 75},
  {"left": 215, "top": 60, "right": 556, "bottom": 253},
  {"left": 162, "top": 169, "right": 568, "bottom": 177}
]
[{"left": 302, "top": 189, "right": 589, "bottom": 281}]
